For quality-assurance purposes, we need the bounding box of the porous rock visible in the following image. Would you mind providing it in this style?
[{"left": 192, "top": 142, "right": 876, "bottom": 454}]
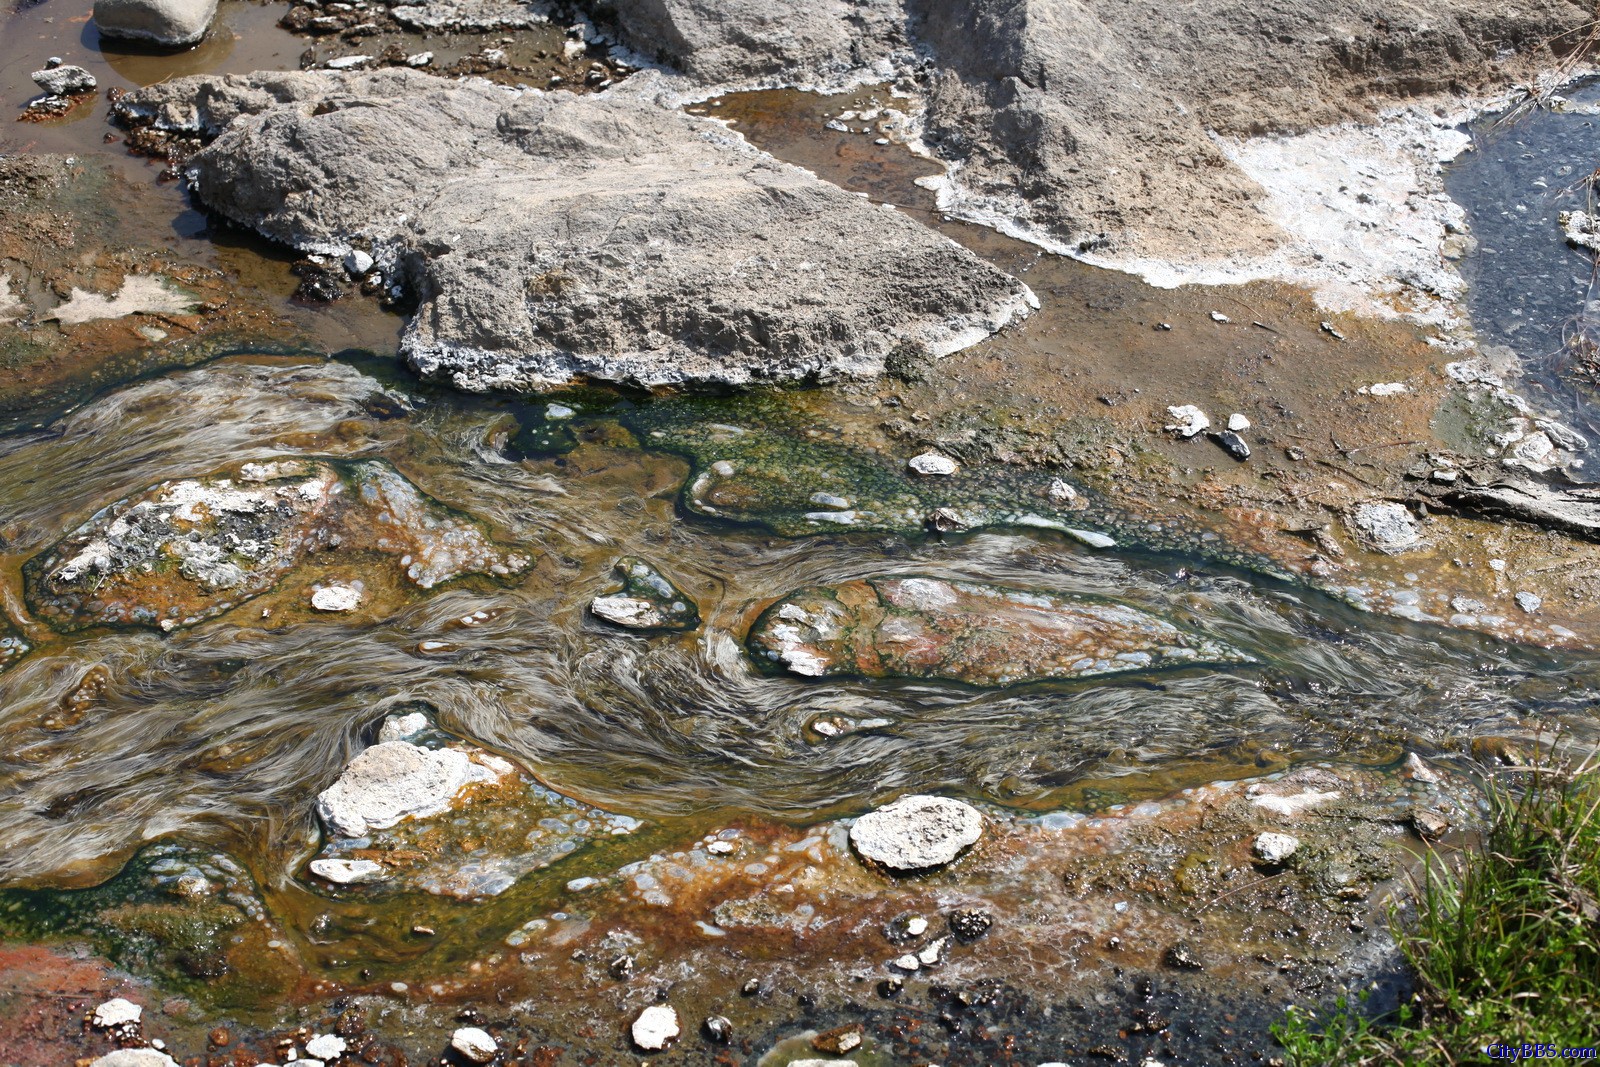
[
  {"left": 310, "top": 712, "right": 642, "bottom": 898},
  {"left": 1252, "top": 831, "right": 1300, "bottom": 864},
  {"left": 631, "top": 1004, "right": 680, "bottom": 1050},
  {"left": 31, "top": 65, "right": 96, "bottom": 96},
  {"left": 748, "top": 575, "right": 1250, "bottom": 686},
  {"left": 118, "top": 69, "right": 1035, "bottom": 392},
  {"left": 94, "top": 0, "right": 218, "bottom": 46},
  {"left": 850, "top": 794, "right": 983, "bottom": 871},
  {"left": 1346, "top": 501, "right": 1424, "bottom": 554}
]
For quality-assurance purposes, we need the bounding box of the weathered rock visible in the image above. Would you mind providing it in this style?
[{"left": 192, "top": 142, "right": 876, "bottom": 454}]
[
  {"left": 310, "top": 712, "right": 642, "bottom": 899},
  {"left": 590, "top": 557, "right": 699, "bottom": 631},
  {"left": 850, "top": 794, "right": 983, "bottom": 871},
  {"left": 947, "top": 907, "right": 993, "bottom": 941},
  {"left": 90, "top": 1052, "right": 180, "bottom": 1067},
  {"left": 591, "top": 0, "right": 909, "bottom": 86},
  {"left": 316, "top": 740, "right": 511, "bottom": 838},
  {"left": 631, "top": 1004, "right": 680, "bottom": 1050},
  {"left": 305, "top": 1035, "right": 346, "bottom": 1061},
  {"left": 118, "top": 69, "right": 1035, "bottom": 392},
  {"left": 1252, "top": 831, "right": 1300, "bottom": 864},
  {"left": 907, "top": 451, "right": 958, "bottom": 476},
  {"left": 1346, "top": 501, "right": 1424, "bottom": 554},
  {"left": 90, "top": 998, "right": 142, "bottom": 1029},
  {"left": 310, "top": 584, "right": 362, "bottom": 613},
  {"left": 908, "top": 0, "right": 1586, "bottom": 265},
  {"left": 1210, "top": 430, "right": 1250, "bottom": 461},
  {"left": 748, "top": 576, "right": 1249, "bottom": 686},
  {"left": 449, "top": 1027, "right": 497, "bottom": 1064},
  {"left": 1165, "top": 405, "right": 1210, "bottom": 438},
  {"left": 1430, "top": 471, "right": 1600, "bottom": 543},
  {"left": 23, "top": 459, "right": 530, "bottom": 632},
  {"left": 813, "top": 1023, "right": 865, "bottom": 1054},
  {"left": 1561, "top": 209, "right": 1600, "bottom": 252},
  {"left": 31, "top": 65, "right": 96, "bottom": 96},
  {"left": 93, "top": 0, "right": 218, "bottom": 46}
]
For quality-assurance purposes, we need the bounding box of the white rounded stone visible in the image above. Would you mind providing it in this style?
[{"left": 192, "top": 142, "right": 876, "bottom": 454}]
[
  {"left": 311, "top": 584, "right": 362, "bottom": 612},
  {"left": 450, "top": 1026, "right": 497, "bottom": 1063},
  {"left": 631, "top": 1004, "right": 680, "bottom": 1050},
  {"left": 309, "top": 858, "right": 386, "bottom": 885},
  {"left": 907, "top": 451, "right": 958, "bottom": 476}
]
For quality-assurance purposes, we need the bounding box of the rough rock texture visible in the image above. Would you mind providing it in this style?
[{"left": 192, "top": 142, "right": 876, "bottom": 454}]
[
  {"left": 93, "top": 0, "right": 218, "bottom": 45},
  {"left": 31, "top": 65, "right": 96, "bottom": 96},
  {"left": 310, "top": 712, "right": 642, "bottom": 899},
  {"left": 89, "top": 1052, "right": 180, "bottom": 1067},
  {"left": 631, "top": 1005, "right": 680, "bottom": 1050},
  {"left": 748, "top": 576, "right": 1248, "bottom": 685},
  {"left": 592, "top": 0, "right": 1588, "bottom": 305},
  {"left": 1426, "top": 470, "right": 1600, "bottom": 542},
  {"left": 589, "top": 0, "right": 910, "bottom": 87},
  {"left": 316, "top": 740, "right": 509, "bottom": 838},
  {"left": 849, "top": 794, "right": 983, "bottom": 871},
  {"left": 117, "top": 69, "right": 1035, "bottom": 392},
  {"left": 906, "top": 0, "right": 1588, "bottom": 259},
  {"left": 450, "top": 1027, "right": 497, "bottom": 1064},
  {"left": 24, "top": 458, "right": 530, "bottom": 632},
  {"left": 590, "top": 556, "right": 699, "bottom": 630}
]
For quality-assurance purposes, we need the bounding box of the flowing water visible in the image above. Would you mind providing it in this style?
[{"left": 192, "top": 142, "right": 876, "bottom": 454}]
[{"left": 3, "top": 2, "right": 1600, "bottom": 1059}]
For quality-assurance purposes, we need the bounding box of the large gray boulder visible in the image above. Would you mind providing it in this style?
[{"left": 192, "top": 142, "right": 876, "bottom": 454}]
[
  {"left": 588, "top": 0, "right": 1588, "bottom": 266},
  {"left": 119, "top": 69, "right": 1035, "bottom": 392},
  {"left": 589, "top": 0, "right": 910, "bottom": 86},
  {"left": 906, "top": 0, "right": 1591, "bottom": 259},
  {"left": 94, "top": 0, "right": 218, "bottom": 46}
]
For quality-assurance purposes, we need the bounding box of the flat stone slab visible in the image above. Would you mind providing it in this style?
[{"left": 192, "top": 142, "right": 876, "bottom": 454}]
[
  {"left": 849, "top": 794, "right": 983, "bottom": 871},
  {"left": 748, "top": 576, "right": 1251, "bottom": 686},
  {"left": 118, "top": 69, "right": 1035, "bottom": 392}
]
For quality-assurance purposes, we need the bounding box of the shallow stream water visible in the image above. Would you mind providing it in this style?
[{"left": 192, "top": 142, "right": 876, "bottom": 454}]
[{"left": 3, "top": 2, "right": 1600, "bottom": 1060}]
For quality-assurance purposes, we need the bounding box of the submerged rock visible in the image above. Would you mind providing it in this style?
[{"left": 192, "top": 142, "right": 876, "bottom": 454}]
[
  {"left": 590, "top": 557, "right": 699, "bottom": 631},
  {"left": 24, "top": 459, "right": 530, "bottom": 632},
  {"left": 118, "top": 69, "right": 1034, "bottom": 392},
  {"left": 93, "top": 0, "right": 218, "bottom": 46},
  {"left": 850, "top": 794, "right": 983, "bottom": 871},
  {"left": 748, "top": 576, "right": 1249, "bottom": 686},
  {"left": 309, "top": 712, "right": 642, "bottom": 899}
]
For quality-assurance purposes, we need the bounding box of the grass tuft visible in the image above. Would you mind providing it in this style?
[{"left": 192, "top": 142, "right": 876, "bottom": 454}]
[{"left": 1275, "top": 754, "right": 1600, "bottom": 1065}]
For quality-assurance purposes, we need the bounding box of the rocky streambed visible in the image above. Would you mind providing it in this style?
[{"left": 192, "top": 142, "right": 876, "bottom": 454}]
[{"left": 3, "top": 0, "right": 1600, "bottom": 1064}]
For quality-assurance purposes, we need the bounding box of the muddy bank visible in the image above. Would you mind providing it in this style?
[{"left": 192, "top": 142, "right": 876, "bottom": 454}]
[
  {"left": 0, "top": 756, "right": 1476, "bottom": 1065},
  {"left": 0, "top": 152, "right": 305, "bottom": 430}
]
